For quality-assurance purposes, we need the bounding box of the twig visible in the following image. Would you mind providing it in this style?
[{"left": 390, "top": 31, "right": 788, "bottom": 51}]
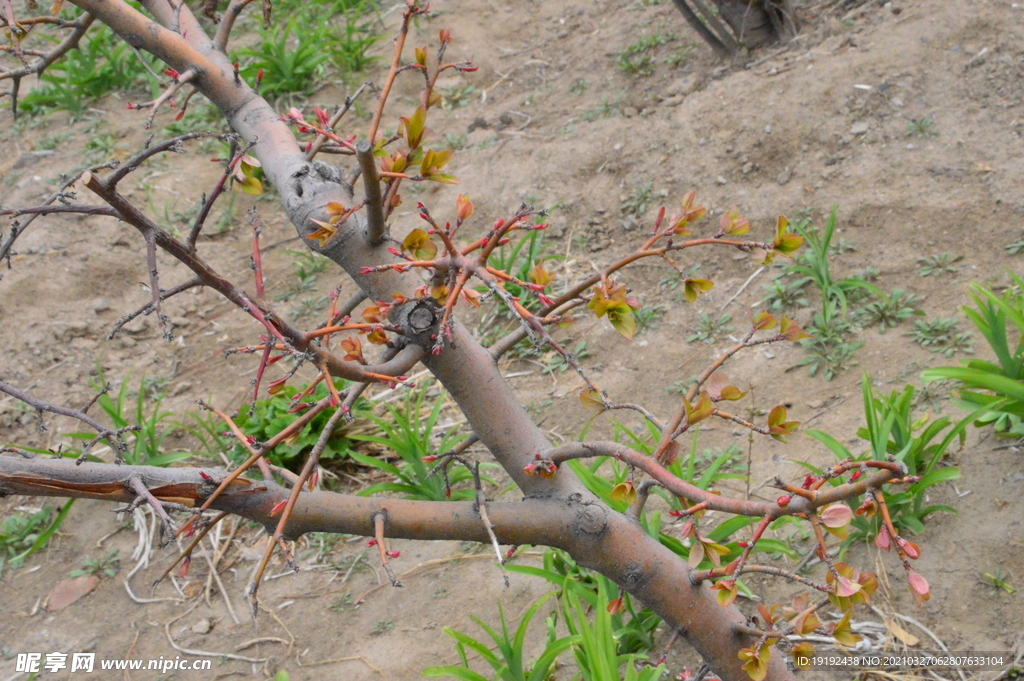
[
  {"left": 721, "top": 266, "right": 765, "bottom": 310},
  {"left": 356, "top": 139, "right": 387, "bottom": 246},
  {"left": 371, "top": 511, "right": 402, "bottom": 587}
]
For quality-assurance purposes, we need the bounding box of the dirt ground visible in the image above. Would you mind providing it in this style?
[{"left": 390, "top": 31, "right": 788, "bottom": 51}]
[{"left": 2, "top": 0, "right": 1024, "bottom": 678}]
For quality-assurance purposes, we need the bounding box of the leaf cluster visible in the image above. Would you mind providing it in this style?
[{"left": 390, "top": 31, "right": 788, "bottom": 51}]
[{"left": 923, "top": 274, "right": 1024, "bottom": 436}]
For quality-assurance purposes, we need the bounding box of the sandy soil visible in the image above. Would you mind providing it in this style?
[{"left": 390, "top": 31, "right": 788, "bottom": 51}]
[{"left": 2, "top": 0, "right": 1024, "bottom": 679}]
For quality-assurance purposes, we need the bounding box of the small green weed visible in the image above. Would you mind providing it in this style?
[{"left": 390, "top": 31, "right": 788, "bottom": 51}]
[
  {"left": 632, "top": 304, "right": 666, "bottom": 335},
  {"left": 688, "top": 313, "right": 733, "bottom": 344},
  {"left": 797, "top": 337, "right": 863, "bottom": 381},
  {"left": 856, "top": 289, "right": 924, "bottom": 333},
  {"left": 618, "top": 34, "right": 673, "bottom": 77},
  {"left": 664, "top": 45, "right": 694, "bottom": 68},
  {"left": 911, "top": 318, "right": 974, "bottom": 357},
  {"left": 438, "top": 133, "right": 468, "bottom": 151},
  {"left": 917, "top": 253, "right": 962, "bottom": 277},
  {"left": 370, "top": 619, "right": 394, "bottom": 636},
  {"left": 906, "top": 117, "right": 937, "bottom": 137},
  {"left": 620, "top": 181, "right": 666, "bottom": 218},
  {"left": 85, "top": 132, "right": 121, "bottom": 161},
  {"left": 541, "top": 341, "right": 591, "bottom": 374},
  {"left": 581, "top": 98, "right": 620, "bottom": 122},
  {"left": 52, "top": 368, "right": 195, "bottom": 467},
  {"left": 275, "top": 250, "right": 329, "bottom": 302},
  {"left": 618, "top": 52, "right": 654, "bottom": 76},
  {"left": 1006, "top": 229, "right": 1024, "bottom": 255},
  {"left": 440, "top": 84, "right": 477, "bottom": 109},
  {"left": 70, "top": 549, "right": 121, "bottom": 578},
  {"left": 760, "top": 275, "right": 811, "bottom": 312},
  {"left": 569, "top": 78, "right": 590, "bottom": 94},
  {"left": 290, "top": 295, "right": 329, "bottom": 321},
  {"left": 329, "top": 592, "right": 353, "bottom": 612}
]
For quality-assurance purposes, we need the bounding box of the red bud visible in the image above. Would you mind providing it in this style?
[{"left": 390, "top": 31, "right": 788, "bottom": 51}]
[{"left": 777, "top": 495, "right": 791, "bottom": 507}]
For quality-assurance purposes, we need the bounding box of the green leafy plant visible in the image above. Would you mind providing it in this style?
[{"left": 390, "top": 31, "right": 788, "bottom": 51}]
[
  {"left": 274, "top": 250, "right": 328, "bottom": 302},
  {"left": 917, "top": 253, "right": 962, "bottom": 277},
  {"left": 569, "top": 78, "right": 590, "bottom": 94},
  {"left": 507, "top": 550, "right": 662, "bottom": 660},
  {"left": 350, "top": 387, "right": 489, "bottom": 500},
  {"left": 664, "top": 44, "right": 694, "bottom": 68},
  {"left": 330, "top": 2, "right": 383, "bottom": 74},
  {"left": 0, "top": 501, "right": 74, "bottom": 578},
  {"left": 232, "top": 378, "right": 371, "bottom": 470},
  {"left": 803, "top": 376, "right": 971, "bottom": 549},
  {"left": 781, "top": 210, "right": 880, "bottom": 380},
  {"left": 561, "top": 579, "right": 666, "bottom": 681},
  {"left": 797, "top": 336, "right": 863, "bottom": 381},
  {"left": 620, "top": 181, "right": 666, "bottom": 218},
  {"left": 440, "top": 84, "right": 478, "bottom": 109},
  {"left": 911, "top": 317, "right": 974, "bottom": 357},
  {"left": 618, "top": 52, "right": 655, "bottom": 76},
  {"left": 20, "top": 21, "right": 160, "bottom": 118},
  {"left": 786, "top": 210, "right": 880, "bottom": 318},
  {"left": 618, "top": 35, "right": 672, "bottom": 77},
  {"left": 423, "top": 592, "right": 580, "bottom": 681},
  {"left": 760, "top": 274, "right": 810, "bottom": 312},
  {"left": 540, "top": 341, "right": 591, "bottom": 374},
  {"left": 370, "top": 618, "right": 394, "bottom": 636},
  {"left": 581, "top": 98, "right": 620, "bottom": 122},
  {"left": 906, "top": 117, "right": 937, "bottom": 137},
  {"left": 632, "top": 304, "right": 666, "bottom": 335},
  {"left": 69, "top": 549, "right": 121, "bottom": 578},
  {"left": 236, "top": 20, "right": 333, "bottom": 102},
  {"left": 923, "top": 275, "right": 1024, "bottom": 435},
  {"left": 856, "top": 288, "right": 924, "bottom": 333},
  {"left": 57, "top": 369, "right": 194, "bottom": 467},
  {"left": 688, "top": 312, "right": 733, "bottom": 344},
  {"left": 1006, "top": 229, "right": 1024, "bottom": 256}
]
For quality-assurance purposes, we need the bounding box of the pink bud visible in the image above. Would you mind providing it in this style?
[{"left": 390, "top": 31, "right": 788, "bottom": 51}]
[
  {"left": 777, "top": 495, "right": 791, "bottom": 507},
  {"left": 907, "top": 570, "right": 929, "bottom": 596}
]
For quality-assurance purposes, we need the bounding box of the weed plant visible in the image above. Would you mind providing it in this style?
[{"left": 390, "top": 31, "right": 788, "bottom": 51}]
[
  {"left": 802, "top": 376, "right": 971, "bottom": 551},
  {"left": 350, "top": 387, "right": 490, "bottom": 501},
  {"left": 20, "top": 20, "right": 161, "bottom": 118},
  {"left": 924, "top": 274, "right": 1024, "bottom": 436},
  {"left": 232, "top": 378, "right": 371, "bottom": 470}
]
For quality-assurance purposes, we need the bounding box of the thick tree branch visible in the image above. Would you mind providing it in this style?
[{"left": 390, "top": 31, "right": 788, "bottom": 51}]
[{"left": 0, "top": 454, "right": 786, "bottom": 681}]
